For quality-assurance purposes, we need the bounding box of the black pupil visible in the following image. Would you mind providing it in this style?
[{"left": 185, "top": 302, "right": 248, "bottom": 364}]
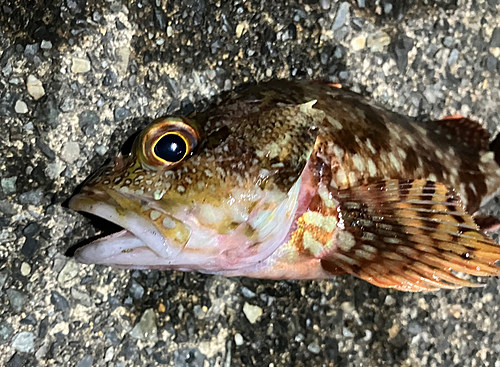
[{"left": 154, "top": 134, "right": 187, "bottom": 162}]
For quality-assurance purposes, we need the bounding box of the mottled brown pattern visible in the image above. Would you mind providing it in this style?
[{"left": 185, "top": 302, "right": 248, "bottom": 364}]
[{"left": 319, "top": 179, "right": 500, "bottom": 291}]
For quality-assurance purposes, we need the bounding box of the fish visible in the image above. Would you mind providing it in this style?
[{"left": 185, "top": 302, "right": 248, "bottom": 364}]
[{"left": 68, "top": 79, "right": 500, "bottom": 292}]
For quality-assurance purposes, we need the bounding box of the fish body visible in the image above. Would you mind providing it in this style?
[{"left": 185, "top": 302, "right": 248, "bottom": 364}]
[{"left": 69, "top": 80, "right": 500, "bottom": 291}]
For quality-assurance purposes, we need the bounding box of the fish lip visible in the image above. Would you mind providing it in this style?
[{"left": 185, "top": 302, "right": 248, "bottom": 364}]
[
  {"left": 68, "top": 188, "right": 186, "bottom": 263},
  {"left": 73, "top": 229, "right": 149, "bottom": 265}
]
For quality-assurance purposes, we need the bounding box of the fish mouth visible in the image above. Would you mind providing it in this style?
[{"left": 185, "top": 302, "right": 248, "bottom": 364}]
[{"left": 68, "top": 188, "right": 189, "bottom": 268}]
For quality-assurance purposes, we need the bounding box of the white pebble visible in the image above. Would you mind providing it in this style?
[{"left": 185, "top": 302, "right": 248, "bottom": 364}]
[
  {"left": 71, "top": 57, "right": 91, "bottom": 73},
  {"left": 27, "top": 75, "right": 45, "bottom": 100},
  {"left": 20, "top": 262, "right": 31, "bottom": 276},
  {"left": 242, "top": 302, "right": 263, "bottom": 324},
  {"left": 15, "top": 100, "right": 28, "bottom": 114},
  {"left": 234, "top": 333, "right": 244, "bottom": 346}
]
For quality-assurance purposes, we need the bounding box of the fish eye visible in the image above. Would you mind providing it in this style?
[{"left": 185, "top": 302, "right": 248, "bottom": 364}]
[
  {"left": 140, "top": 117, "right": 199, "bottom": 168},
  {"left": 153, "top": 132, "right": 189, "bottom": 163}
]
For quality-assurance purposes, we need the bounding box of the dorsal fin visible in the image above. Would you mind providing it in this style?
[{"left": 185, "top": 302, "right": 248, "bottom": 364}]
[{"left": 430, "top": 115, "right": 490, "bottom": 151}]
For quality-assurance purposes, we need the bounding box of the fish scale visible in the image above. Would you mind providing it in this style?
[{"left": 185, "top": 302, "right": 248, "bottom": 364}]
[{"left": 69, "top": 79, "right": 500, "bottom": 292}]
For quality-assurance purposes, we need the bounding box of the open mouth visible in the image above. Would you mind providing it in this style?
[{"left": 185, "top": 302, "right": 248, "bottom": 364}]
[{"left": 68, "top": 189, "right": 188, "bottom": 268}]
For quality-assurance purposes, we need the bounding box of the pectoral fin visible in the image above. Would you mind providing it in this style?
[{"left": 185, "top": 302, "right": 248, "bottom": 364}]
[{"left": 321, "top": 179, "right": 500, "bottom": 291}]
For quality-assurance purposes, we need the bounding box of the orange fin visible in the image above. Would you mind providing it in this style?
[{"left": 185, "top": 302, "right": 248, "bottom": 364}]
[
  {"left": 320, "top": 179, "right": 500, "bottom": 292},
  {"left": 431, "top": 115, "right": 490, "bottom": 151}
]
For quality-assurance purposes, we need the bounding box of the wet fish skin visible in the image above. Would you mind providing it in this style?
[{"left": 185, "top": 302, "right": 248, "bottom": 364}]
[{"left": 69, "top": 79, "right": 500, "bottom": 292}]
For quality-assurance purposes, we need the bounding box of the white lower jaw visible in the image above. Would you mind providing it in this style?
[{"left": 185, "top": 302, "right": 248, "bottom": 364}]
[
  {"left": 75, "top": 230, "right": 150, "bottom": 264},
  {"left": 69, "top": 194, "right": 186, "bottom": 260}
]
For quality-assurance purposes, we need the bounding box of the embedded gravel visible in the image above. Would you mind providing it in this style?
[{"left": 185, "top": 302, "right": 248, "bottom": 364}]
[{"left": 2, "top": 1, "right": 500, "bottom": 366}]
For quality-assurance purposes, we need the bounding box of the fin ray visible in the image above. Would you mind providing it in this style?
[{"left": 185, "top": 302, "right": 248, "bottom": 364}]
[{"left": 322, "top": 179, "right": 500, "bottom": 291}]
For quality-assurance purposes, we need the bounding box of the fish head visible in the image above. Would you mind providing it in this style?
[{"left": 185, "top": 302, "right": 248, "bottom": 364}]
[{"left": 69, "top": 100, "right": 323, "bottom": 271}]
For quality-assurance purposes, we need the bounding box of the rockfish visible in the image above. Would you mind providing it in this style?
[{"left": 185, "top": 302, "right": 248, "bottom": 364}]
[{"left": 69, "top": 80, "right": 500, "bottom": 292}]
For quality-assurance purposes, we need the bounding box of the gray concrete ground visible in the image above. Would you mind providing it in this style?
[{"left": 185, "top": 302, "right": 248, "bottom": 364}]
[{"left": 1, "top": 0, "right": 500, "bottom": 366}]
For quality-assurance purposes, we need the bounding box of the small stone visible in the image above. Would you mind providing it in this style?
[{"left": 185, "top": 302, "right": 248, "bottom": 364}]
[
  {"left": 332, "top": 2, "right": 349, "bottom": 31},
  {"left": 37, "top": 139, "right": 56, "bottom": 160},
  {"left": 20, "top": 263, "right": 31, "bottom": 277},
  {"left": 486, "top": 54, "right": 498, "bottom": 72},
  {"left": 241, "top": 287, "right": 256, "bottom": 298},
  {"left": 2, "top": 62, "right": 12, "bottom": 76},
  {"left": 14, "top": 100, "right": 28, "bottom": 114},
  {"left": 130, "top": 308, "right": 157, "bottom": 341},
  {"left": 35, "top": 343, "right": 49, "bottom": 360},
  {"left": 1, "top": 176, "right": 17, "bottom": 195},
  {"left": 114, "top": 106, "right": 130, "bottom": 122},
  {"left": 385, "top": 295, "right": 396, "bottom": 306},
  {"left": 0, "top": 321, "right": 14, "bottom": 344},
  {"left": 443, "top": 36, "right": 454, "bottom": 48},
  {"left": 206, "top": 70, "right": 216, "bottom": 80},
  {"left": 51, "top": 321, "right": 69, "bottom": 336},
  {"left": 94, "top": 145, "right": 107, "bottom": 156},
  {"left": 78, "top": 110, "right": 99, "bottom": 137},
  {"left": 59, "top": 97, "right": 74, "bottom": 112},
  {"left": 71, "top": 57, "right": 91, "bottom": 73},
  {"left": 104, "top": 346, "right": 114, "bottom": 362},
  {"left": 363, "top": 329, "right": 373, "bottom": 342},
  {"left": 0, "top": 229, "right": 16, "bottom": 244},
  {"left": 19, "top": 189, "right": 44, "bottom": 205},
  {"left": 40, "top": 40, "right": 52, "bottom": 50},
  {"left": 357, "top": 0, "right": 365, "bottom": 7},
  {"left": 367, "top": 31, "right": 391, "bottom": 52},
  {"left": 393, "top": 36, "right": 414, "bottom": 72},
  {"left": 129, "top": 280, "right": 144, "bottom": 299},
  {"left": 408, "top": 321, "right": 421, "bottom": 335},
  {"left": 7, "top": 353, "right": 25, "bottom": 367},
  {"left": 174, "top": 348, "right": 206, "bottom": 367},
  {"left": 320, "top": 0, "right": 330, "bottom": 10},
  {"left": 307, "top": 342, "right": 321, "bottom": 354},
  {"left": 235, "top": 22, "right": 246, "bottom": 38},
  {"left": 20, "top": 314, "right": 37, "bottom": 326},
  {"left": 234, "top": 333, "right": 244, "bottom": 346},
  {"left": 342, "top": 327, "right": 354, "bottom": 337},
  {"left": 75, "top": 355, "right": 93, "bottom": 367},
  {"left": 27, "top": 75, "right": 45, "bottom": 100},
  {"left": 102, "top": 69, "right": 117, "bottom": 86},
  {"left": 61, "top": 142, "right": 80, "bottom": 164},
  {"left": 115, "top": 46, "right": 131, "bottom": 75},
  {"left": 448, "top": 49, "right": 460, "bottom": 65},
  {"left": 7, "top": 289, "right": 26, "bottom": 312},
  {"left": 193, "top": 305, "right": 206, "bottom": 319},
  {"left": 491, "top": 27, "right": 500, "bottom": 47},
  {"left": 490, "top": 47, "right": 500, "bottom": 58},
  {"left": 21, "top": 237, "right": 40, "bottom": 258},
  {"left": 0, "top": 270, "right": 7, "bottom": 290},
  {"left": 449, "top": 305, "right": 462, "bottom": 318},
  {"left": 384, "top": 2, "right": 392, "bottom": 13},
  {"left": 11, "top": 332, "right": 34, "bottom": 352},
  {"left": 71, "top": 288, "right": 92, "bottom": 307},
  {"left": 24, "top": 43, "right": 39, "bottom": 57},
  {"left": 242, "top": 302, "right": 262, "bottom": 324},
  {"left": 51, "top": 291, "right": 70, "bottom": 313},
  {"left": 351, "top": 35, "right": 366, "bottom": 51},
  {"left": 45, "top": 161, "right": 66, "bottom": 180},
  {"left": 57, "top": 259, "right": 80, "bottom": 286},
  {"left": 341, "top": 301, "right": 354, "bottom": 313},
  {"left": 0, "top": 201, "right": 16, "bottom": 216},
  {"left": 423, "top": 86, "right": 438, "bottom": 104}
]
